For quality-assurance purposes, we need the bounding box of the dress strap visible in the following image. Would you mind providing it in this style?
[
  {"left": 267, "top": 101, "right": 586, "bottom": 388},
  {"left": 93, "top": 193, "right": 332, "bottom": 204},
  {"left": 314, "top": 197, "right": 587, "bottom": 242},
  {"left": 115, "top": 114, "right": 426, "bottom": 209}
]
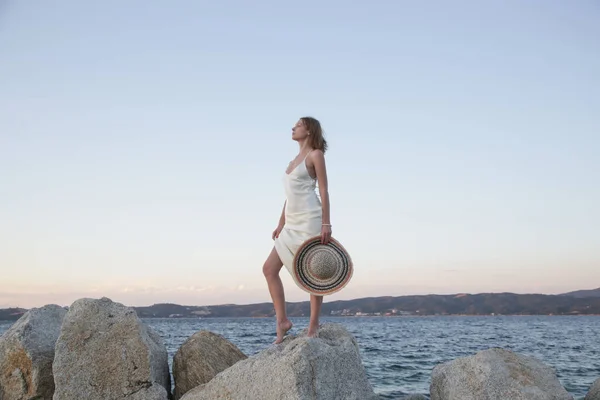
[{"left": 303, "top": 149, "right": 317, "bottom": 180}]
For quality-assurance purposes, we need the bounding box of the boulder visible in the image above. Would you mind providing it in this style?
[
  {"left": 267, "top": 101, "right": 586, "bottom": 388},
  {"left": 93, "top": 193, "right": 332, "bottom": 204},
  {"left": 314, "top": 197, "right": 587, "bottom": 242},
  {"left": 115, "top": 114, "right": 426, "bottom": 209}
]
[
  {"left": 180, "top": 323, "right": 378, "bottom": 400},
  {"left": 173, "top": 330, "right": 247, "bottom": 400},
  {"left": 586, "top": 378, "right": 600, "bottom": 400},
  {"left": 0, "top": 304, "right": 67, "bottom": 400},
  {"left": 430, "top": 348, "right": 573, "bottom": 400},
  {"left": 52, "top": 297, "right": 171, "bottom": 400}
]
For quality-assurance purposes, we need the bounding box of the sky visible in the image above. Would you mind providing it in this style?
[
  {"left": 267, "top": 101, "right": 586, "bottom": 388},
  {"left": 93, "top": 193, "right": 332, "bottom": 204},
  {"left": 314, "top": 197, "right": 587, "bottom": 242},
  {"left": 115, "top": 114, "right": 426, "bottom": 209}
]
[{"left": 1, "top": 0, "right": 599, "bottom": 309}]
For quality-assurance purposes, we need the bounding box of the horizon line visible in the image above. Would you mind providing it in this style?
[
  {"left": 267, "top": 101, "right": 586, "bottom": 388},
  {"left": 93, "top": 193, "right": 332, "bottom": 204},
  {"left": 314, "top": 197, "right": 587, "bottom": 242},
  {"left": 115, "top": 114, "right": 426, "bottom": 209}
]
[{"left": 2, "top": 287, "right": 598, "bottom": 310}]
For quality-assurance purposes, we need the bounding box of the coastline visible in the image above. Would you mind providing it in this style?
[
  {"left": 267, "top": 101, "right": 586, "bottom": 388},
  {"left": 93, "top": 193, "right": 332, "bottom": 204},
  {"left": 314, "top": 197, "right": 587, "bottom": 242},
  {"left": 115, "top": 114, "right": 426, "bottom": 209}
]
[
  {"left": 3, "top": 312, "right": 600, "bottom": 323},
  {"left": 3, "top": 290, "right": 600, "bottom": 321}
]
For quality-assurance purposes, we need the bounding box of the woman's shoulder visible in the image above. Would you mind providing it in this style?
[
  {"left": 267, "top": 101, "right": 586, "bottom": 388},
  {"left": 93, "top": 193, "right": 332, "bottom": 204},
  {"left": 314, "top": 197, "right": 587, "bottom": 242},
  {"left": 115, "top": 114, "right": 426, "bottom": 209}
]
[
  {"left": 308, "top": 148, "right": 325, "bottom": 158},
  {"left": 307, "top": 148, "right": 325, "bottom": 168}
]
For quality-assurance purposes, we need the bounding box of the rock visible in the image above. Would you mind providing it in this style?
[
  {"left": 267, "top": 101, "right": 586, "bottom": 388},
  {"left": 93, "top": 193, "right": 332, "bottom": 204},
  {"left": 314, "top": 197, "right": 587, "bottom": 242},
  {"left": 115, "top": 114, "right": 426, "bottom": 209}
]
[
  {"left": 173, "top": 330, "right": 247, "bottom": 400},
  {"left": 430, "top": 348, "right": 573, "bottom": 400},
  {"left": 128, "top": 384, "right": 170, "bottom": 400},
  {"left": 586, "top": 378, "right": 600, "bottom": 400},
  {"left": 180, "top": 323, "right": 378, "bottom": 400},
  {"left": 52, "top": 297, "right": 171, "bottom": 400},
  {"left": 0, "top": 304, "right": 67, "bottom": 400}
]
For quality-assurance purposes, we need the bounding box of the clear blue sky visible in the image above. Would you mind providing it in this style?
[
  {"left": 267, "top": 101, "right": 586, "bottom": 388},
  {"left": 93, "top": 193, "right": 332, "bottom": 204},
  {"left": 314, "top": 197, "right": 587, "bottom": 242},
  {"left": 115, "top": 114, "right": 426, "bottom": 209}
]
[{"left": 1, "top": 0, "right": 598, "bottom": 308}]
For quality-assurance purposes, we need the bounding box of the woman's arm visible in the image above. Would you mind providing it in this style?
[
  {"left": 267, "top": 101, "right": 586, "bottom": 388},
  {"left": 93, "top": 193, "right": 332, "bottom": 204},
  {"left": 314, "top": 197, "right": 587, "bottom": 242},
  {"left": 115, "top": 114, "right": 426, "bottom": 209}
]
[{"left": 312, "top": 150, "right": 331, "bottom": 243}]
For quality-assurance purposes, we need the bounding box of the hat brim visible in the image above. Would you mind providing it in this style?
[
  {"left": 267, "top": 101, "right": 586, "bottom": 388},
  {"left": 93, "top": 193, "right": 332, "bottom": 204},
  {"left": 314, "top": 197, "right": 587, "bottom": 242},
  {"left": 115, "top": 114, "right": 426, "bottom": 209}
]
[{"left": 292, "top": 236, "right": 353, "bottom": 296}]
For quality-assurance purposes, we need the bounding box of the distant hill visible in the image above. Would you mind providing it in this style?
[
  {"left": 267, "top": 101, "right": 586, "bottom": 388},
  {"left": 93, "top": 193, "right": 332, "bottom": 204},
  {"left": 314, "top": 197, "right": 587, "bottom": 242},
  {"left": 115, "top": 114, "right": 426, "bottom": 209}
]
[
  {"left": 133, "top": 292, "right": 600, "bottom": 318},
  {"left": 0, "top": 308, "right": 28, "bottom": 322},
  {"left": 560, "top": 288, "right": 600, "bottom": 298},
  {"left": 2, "top": 292, "right": 600, "bottom": 321}
]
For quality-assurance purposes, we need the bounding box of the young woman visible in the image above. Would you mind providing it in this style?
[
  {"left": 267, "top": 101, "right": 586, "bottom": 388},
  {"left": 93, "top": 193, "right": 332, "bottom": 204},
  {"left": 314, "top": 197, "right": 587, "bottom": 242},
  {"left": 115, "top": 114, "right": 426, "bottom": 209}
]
[{"left": 262, "top": 116, "right": 331, "bottom": 344}]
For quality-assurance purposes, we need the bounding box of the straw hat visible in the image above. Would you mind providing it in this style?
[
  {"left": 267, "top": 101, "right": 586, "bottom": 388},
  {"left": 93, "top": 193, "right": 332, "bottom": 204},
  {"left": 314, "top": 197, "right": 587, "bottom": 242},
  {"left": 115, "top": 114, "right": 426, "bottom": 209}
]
[{"left": 292, "top": 236, "right": 353, "bottom": 296}]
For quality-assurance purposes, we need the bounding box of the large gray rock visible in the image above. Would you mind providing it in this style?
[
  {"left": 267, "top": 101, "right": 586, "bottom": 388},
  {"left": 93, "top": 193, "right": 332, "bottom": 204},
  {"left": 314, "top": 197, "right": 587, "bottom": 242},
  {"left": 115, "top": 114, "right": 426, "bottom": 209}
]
[
  {"left": 430, "top": 348, "right": 573, "bottom": 400},
  {"left": 52, "top": 297, "right": 171, "bottom": 400},
  {"left": 0, "top": 304, "right": 67, "bottom": 400},
  {"left": 586, "top": 378, "right": 600, "bottom": 400},
  {"left": 180, "top": 323, "right": 378, "bottom": 400},
  {"left": 173, "top": 330, "right": 247, "bottom": 400}
]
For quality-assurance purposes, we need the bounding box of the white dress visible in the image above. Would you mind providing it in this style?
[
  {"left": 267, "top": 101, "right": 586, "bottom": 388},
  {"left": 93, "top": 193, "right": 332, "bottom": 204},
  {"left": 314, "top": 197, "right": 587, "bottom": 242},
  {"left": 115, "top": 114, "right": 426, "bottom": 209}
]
[{"left": 274, "top": 150, "right": 322, "bottom": 281}]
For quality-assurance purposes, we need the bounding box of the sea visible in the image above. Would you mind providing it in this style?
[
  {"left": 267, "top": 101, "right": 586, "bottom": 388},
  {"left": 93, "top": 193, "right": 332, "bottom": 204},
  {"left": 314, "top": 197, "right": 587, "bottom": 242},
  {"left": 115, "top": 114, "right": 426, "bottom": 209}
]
[{"left": 1, "top": 315, "right": 599, "bottom": 399}]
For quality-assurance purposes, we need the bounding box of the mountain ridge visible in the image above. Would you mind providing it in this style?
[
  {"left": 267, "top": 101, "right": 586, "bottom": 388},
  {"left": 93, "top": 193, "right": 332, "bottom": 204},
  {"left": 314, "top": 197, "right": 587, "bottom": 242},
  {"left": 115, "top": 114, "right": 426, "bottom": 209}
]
[
  {"left": 2, "top": 289, "right": 600, "bottom": 321},
  {"left": 559, "top": 287, "right": 600, "bottom": 298}
]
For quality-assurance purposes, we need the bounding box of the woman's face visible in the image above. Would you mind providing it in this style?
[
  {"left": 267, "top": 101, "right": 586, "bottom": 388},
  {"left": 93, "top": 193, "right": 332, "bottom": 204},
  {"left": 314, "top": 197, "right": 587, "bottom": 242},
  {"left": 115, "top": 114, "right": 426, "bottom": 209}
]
[{"left": 291, "top": 119, "right": 309, "bottom": 141}]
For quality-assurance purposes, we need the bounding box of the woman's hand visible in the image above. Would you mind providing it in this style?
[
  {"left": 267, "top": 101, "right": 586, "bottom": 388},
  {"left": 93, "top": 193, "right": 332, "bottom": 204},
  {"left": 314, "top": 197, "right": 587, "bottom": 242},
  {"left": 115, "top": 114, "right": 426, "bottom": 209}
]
[
  {"left": 321, "top": 224, "right": 332, "bottom": 244},
  {"left": 272, "top": 224, "right": 284, "bottom": 240}
]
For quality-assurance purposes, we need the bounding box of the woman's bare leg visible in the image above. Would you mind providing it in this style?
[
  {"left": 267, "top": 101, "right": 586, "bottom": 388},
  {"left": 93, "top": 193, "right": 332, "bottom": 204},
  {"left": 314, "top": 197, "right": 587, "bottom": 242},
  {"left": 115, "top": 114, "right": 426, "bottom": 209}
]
[
  {"left": 307, "top": 294, "right": 323, "bottom": 337},
  {"left": 262, "top": 247, "right": 293, "bottom": 343}
]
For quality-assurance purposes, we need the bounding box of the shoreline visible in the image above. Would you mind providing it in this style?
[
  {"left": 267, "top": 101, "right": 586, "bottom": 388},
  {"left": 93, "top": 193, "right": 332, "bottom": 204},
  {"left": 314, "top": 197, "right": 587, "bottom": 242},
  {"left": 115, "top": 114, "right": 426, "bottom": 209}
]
[
  {"left": 3, "top": 313, "right": 600, "bottom": 323},
  {"left": 3, "top": 290, "right": 600, "bottom": 322}
]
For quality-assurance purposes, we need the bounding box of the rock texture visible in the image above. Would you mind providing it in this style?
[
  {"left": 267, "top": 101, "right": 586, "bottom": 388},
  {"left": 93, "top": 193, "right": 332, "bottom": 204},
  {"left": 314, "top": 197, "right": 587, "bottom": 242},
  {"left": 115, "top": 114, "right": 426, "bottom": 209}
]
[
  {"left": 0, "top": 304, "right": 67, "bottom": 400},
  {"left": 52, "top": 297, "right": 171, "bottom": 400},
  {"left": 180, "top": 323, "right": 378, "bottom": 400},
  {"left": 173, "top": 330, "right": 246, "bottom": 400},
  {"left": 430, "top": 348, "right": 573, "bottom": 400},
  {"left": 586, "top": 378, "right": 600, "bottom": 400}
]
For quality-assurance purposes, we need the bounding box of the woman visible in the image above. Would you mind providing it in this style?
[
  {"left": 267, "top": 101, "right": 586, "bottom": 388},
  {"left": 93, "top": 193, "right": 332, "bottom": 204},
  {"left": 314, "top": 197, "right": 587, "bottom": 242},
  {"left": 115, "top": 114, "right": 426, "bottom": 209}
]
[{"left": 262, "top": 116, "right": 331, "bottom": 344}]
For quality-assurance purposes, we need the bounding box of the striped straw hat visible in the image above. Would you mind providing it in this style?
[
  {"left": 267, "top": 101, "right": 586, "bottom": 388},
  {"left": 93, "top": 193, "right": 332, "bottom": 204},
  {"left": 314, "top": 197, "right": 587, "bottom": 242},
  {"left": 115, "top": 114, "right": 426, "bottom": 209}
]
[{"left": 293, "top": 236, "right": 353, "bottom": 296}]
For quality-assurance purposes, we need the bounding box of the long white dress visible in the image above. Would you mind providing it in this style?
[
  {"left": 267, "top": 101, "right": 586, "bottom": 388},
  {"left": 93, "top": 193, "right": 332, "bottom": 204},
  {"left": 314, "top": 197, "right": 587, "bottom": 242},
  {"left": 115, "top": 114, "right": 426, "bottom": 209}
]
[{"left": 274, "top": 150, "right": 322, "bottom": 282}]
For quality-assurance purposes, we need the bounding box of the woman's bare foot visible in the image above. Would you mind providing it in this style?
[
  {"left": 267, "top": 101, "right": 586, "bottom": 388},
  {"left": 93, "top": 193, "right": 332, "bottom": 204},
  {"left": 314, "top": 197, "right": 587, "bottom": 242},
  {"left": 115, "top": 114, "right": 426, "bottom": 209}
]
[
  {"left": 274, "top": 319, "right": 293, "bottom": 344},
  {"left": 307, "top": 322, "right": 319, "bottom": 338}
]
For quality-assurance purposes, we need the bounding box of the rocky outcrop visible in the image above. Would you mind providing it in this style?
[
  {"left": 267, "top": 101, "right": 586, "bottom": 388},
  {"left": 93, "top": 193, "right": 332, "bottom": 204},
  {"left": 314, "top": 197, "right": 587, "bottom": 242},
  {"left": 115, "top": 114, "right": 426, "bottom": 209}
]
[
  {"left": 586, "top": 378, "right": 600, "bottom": 400},
  {"left": 173, "top": 330, "right": 246, "bottom": 400},
  {"left": 0, "top": 304, "right": 67, "bottom": 400},
  {"left": 180, "top": 323, "right": 378, "bottom": 400},
  {"left": 430, "top": 348, "right": 573, "bottom": 400},
  {"left": 52, "top": 297, "right": 171, "bottom": 400}
]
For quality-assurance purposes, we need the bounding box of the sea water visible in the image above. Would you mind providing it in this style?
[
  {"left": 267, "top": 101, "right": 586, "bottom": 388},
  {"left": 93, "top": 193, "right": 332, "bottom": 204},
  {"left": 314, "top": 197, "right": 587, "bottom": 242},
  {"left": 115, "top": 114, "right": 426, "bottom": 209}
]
[{"left": 1, "top": 315, "right": 599, "bottom": 399}]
